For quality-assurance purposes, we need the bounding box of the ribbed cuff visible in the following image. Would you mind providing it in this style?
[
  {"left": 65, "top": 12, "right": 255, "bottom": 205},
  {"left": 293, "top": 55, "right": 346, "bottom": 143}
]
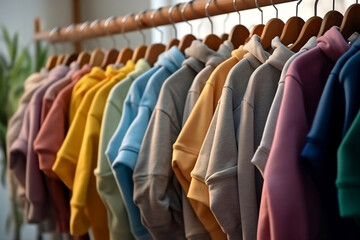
[
  {"left": 337, "top": 186, "right": 360, "bottom": 217},
  {"left": 188, "top": 176, "right": 210, "bottom": 207},
  {"left": 53, "top": 156, "right": 76, "bottom": 190},
  {"left": 70, "top": 205, "right": 90, "bottom": 236}
]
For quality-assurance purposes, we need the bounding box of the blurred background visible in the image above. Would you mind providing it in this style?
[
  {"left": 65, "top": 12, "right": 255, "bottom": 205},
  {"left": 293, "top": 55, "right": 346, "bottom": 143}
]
[{"left": 0, "top": 0, "right": 357, "bottom": 239}]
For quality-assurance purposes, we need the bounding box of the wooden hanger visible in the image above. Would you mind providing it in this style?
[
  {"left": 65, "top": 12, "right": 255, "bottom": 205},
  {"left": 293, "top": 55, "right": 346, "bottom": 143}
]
[
  {"left": 245, "top": 0, "right": 265, "bottom": 43},
  {"left": 280, "top": 0, "right": 305, "bottom": 46},
  {"left": 101, "top": 17, "right": 120, "bottom": 69},
  {"left": 144, "top": 8, "right": 166, "bottom": 66},
  {"left": 178, "top": 1, "right": 197, "bottom": 54},
  {"left": 179, "top": 34, "right": 196, "bottom": 53},
  {"left": 290, "top": 0, "right": 322, "bottom": 52},
  {"left": 220, "top": 14, "right": 230, "bottom": 42},
  {"left": 64, "top": 53, "right": 78, "bottom": 66},
  {"left": 289, "top": 16, "right": 322, "bottom": 52},
  {"left": 89, "top": 48, "right": 105, "bottom": 67},
  {"left": 280, "top": 17, "right": 305, "bottom": 46},
  {"left": 61, "top": 24, "right": 78, "bottom": 66},
  {"left": 203, "top": 0, "right": 222, "bottom": 51},
  {"left": 45, "top": 54, "right": 58, "bottom": 70},
  {"left": 76, "top": 22, "right": 91, "bottom": 67},
  {"left": 131, "top": 45, "right": 147, "bottom": 62},
  {"left": 77, "top": 51, "right": 91, "bottom": 67},
  {"left": 56, "top": 54, "right": 66, "bottom": 65},
  {"left": 116, "top": 47, "right": 133, "bottom": 65},
  {"left": 115, "top": 14, "right": 134, "bottom": 65},
  {"left": 229, "top": 0, "right": 250, "bottom": 49},
  {"left": 87, "top": 20, "right": 105, "bottom": 67},
  {"left": 317, "top": 0, "right": 343, "bottom": 37},
  {"left": 132, "top": 11, "right": 148, "bottom": 63},
  {"left": 166, "top": 4, "right": 181, "bottom": 51},
  {"left": 45, "top": 27, "right": 60, "bottom": 69},
  {"left": 221, "top": 34, "right": 229, "bottom": 42},
  {"left": 259, "top": 0, "right": 285, "bottom": 50},
  {"left": 101, "top": 49, "right": 119, "bottom": 69},
  {"left": 340, "top": 3, "right": 360, "bottom": 40}
]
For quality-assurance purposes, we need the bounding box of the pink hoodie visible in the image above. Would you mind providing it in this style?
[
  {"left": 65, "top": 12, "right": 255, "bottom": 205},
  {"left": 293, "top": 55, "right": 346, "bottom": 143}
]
[{"left": 258, "top": 27, "right": 349, "bottom": 240}]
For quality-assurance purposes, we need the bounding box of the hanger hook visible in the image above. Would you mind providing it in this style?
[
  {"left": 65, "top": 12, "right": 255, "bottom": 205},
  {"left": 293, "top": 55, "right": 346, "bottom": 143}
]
[
  {"left": 223, "top": 13, "right": 230, "bottom": 33},
  {"left": 104, "top": 16, "right": 117, "bottom": 48},
  {"left": 90, "top": 19, "right": 101, "bottom": 48},
  {"left": 255, "top": 0, "right": 263, "bottom": 24},
  {"left": 151, "top": 8, "right": 164, "bottom": 43},
  {"left": 135, "top": 10, "right": 147, "bottom": 45},
  {"left": 65, "top": 24, "right": 74, "bottom": 38},
  {"left": 314, "top": 0, "right": 319, "bottom": 16},
  {"left": 269, "top": 0, "right": 278, "bottom": 18},
  {"left": 182, "top": 1, "right": 194, "bottom": 34},
  {"left": 296, "top": 0, "right": 302, "bottom": 17},
  {"left": 233, "top": 0, "right": 241, "bottom": 24},
  {"left": 79, "top": 21, "right": 90, "bottom": 51},
  {"left": 49, "top": 27, "right": 60, "bottom": 54},
  {"left": 65, "top": 24, "right": 75, "bottom": 53},
  {"left": 332, "top": 0, "right": 335, "bottom": 10},
  {"left": 205, "top": 0, "right": 214, "bottom": 34},
  {"left": 121, "top": 14, "right": 133, "bottom": 47},
  {"left": 169, "top": 3, "right": 180, "bottom": 39}
]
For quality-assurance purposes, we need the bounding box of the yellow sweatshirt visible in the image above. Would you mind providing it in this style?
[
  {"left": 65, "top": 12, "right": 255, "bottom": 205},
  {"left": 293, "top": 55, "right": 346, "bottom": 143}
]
[
  {"left": 52, "top": 65, "right": 122, "bottom": 238},
  {"left": 70, "top": 61, "right": 135, "bottom": 240},
  {"left": 172, "top": 46, "right": 247, "bottom": 239}
]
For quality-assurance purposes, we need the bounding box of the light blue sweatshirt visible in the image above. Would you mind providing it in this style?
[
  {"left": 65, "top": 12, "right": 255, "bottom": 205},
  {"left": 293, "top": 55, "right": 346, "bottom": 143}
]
[{"left": 110, "top": 46, "right": 185, "bottom": 240}]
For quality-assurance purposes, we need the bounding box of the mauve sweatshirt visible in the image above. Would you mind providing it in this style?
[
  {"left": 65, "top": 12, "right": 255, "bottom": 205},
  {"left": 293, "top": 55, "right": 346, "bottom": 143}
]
[
  {"left": 10, "top": 65, "right": 69, "bottom": 223},
  {"left": 258, "top": 27, "right": 350, "bottom": 240}
]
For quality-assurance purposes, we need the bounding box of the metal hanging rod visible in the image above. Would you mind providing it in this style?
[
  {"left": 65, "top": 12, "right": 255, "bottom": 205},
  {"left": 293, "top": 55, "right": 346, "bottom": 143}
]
[{"left": 34, "top": 0, "right": 296, "bottom": 43}]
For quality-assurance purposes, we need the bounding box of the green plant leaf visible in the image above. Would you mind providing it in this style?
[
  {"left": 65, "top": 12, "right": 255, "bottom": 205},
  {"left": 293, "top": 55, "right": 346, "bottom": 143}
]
[
  {"left": 2, "top": 26, "right": 13, "bottom": 67},
  {"left": 10, "top": 48, "right": 30, "bottom": 85},
  {"left": 11, "top": 33, "right": 18, "bottom": 65},
  {"left": 0, "top": 54, "right": 8, "bottom": 70},
  {"left": 5, "top": 214, "right": 11, "bottom": 233}
]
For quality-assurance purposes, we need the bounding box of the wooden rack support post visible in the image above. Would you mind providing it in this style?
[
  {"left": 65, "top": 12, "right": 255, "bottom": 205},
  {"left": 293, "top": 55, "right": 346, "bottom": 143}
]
[{"left": 34, "top": 0, "right": 296, "bottom": 43}]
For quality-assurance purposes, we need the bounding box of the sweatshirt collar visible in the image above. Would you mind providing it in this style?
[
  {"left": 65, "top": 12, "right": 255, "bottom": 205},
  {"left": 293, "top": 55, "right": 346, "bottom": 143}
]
[
  {"left": 266, "top": 37, "right": 294, "bottom": 71},
  {"left": 207, "top": 40, "right": 234, "bottom": 67},
  {"left": 243, "top": 34, "right": 271, "bottom": 68},
  {"left": 47, "top": 65, "right": 69, "bottom": 81},
  {"left": 317, "top": 26, "right": 350, "bottom": 63},
  {"left": 155, "top": 46, "right": 185, "bottom": 72},
  {"left": 127, "top": 59, "right": 151, "bottom": 81}
]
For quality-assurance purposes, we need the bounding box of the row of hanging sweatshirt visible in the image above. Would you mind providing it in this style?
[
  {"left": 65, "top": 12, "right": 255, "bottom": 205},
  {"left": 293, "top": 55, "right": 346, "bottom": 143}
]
[{"left": 6, "top": 4, "right": 360, "bottom": 240}]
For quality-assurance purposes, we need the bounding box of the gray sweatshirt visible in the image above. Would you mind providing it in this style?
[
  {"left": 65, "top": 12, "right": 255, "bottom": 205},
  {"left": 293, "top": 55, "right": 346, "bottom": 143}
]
[
  {"left": 133, "top": 40, "right": 233, "bottom": 240},
  {"left": 192, "top": 35, "right": 269, "bottom": 239},
  {"left": 251, "top": 37, "right": 317, "bottom": 176}
]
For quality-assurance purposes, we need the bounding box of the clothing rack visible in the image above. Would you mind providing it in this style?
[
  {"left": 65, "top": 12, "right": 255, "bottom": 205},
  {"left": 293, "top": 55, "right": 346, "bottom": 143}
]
[{"left": 34, "top": 0, "right": 296, "bottom": 43}]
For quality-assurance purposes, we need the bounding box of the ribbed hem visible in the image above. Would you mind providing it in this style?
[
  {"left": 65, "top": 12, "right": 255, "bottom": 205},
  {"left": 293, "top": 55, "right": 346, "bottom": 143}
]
[
  {"left": 187, "top": 233, "right": 211, "bottom": 240},
  {"left": 208, "top": 226, "right": 227, "bottom": 240},
  {"left": 53, "top": 155, "right": 76, "bottom": 190},
  {"left": 188, "top": 176, "right": 210, "bottom": 207},
  {"left": 70, "top": 205, "right": 90, "bottom": 236},
  {"left": 114, "top": 148, "right": 138, "bottom": 170},
  {"left": 9, "top": 139, "right": 27, "bottom": 186},
  {"left": 27, "top": 201, "right": 46, "bottom": 223},
  {"left": 147, "top": 222, "right": 186, "bottom": 240},
  {"left": 337, "top": 186, "right": 360, "bottom": 217},
  {"left": 38, "top": 151, "right": 60, "bottom": 179},
  {"left": 172, "top": 147, "right": 198, "bottom": 192}
]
